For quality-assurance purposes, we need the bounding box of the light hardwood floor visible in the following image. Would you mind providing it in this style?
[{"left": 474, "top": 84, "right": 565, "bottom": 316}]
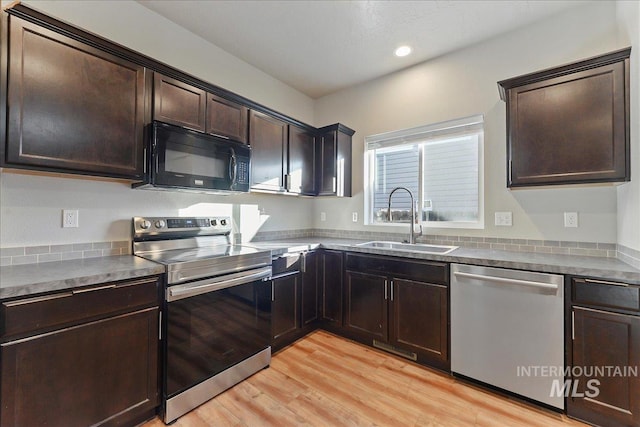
[{"left": 143, "top": 330, "right": 586, "bottom": 426}]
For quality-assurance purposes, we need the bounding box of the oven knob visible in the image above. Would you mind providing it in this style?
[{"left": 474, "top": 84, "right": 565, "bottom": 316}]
[
  {"left": 210, "top": 219, "right": 217, "bottom": 226},
  {"left": 220, "top": 219, "right": 227, "bottom": 226},
  {"left": 154, "top": 220, "right": 166, "bottom": 229},
  {"left": 140, "top": 220, "right": 151, "bottom": 230}
]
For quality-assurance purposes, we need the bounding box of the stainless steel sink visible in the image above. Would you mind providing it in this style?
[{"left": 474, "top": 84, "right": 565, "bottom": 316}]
[{"left": 355, "top": 241, "right": 458, "bottom": 254}]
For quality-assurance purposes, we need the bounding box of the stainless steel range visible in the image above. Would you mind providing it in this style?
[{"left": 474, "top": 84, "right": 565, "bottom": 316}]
[{"left": 132, "top": 216, "right": 272, "bottom": 424}]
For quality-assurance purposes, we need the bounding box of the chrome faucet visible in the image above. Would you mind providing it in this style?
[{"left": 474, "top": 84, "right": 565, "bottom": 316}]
[{"left": 387, "top": 186, "right": 422, "bottom": 244}]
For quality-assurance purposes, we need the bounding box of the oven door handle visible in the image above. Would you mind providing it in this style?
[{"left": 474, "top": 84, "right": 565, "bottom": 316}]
[{"left": 167, "top": 266, "right": 272, "bottom": 302}]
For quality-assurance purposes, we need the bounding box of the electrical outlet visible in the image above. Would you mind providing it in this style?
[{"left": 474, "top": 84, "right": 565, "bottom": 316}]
[
  {"left": 564, "top": 212, "right": 578, "bottom": 228},
  {"left": 62, "top": 210, "right": 79, "bottom": 228},
  {"left": 320, "top": 212, "right": 326, "bottom": 222},
  {"left": 494, "top": 212, "right": 512, "bottom": 227},
  {"left": 352, "top": 212, "right": 358, "bottom": 222}
]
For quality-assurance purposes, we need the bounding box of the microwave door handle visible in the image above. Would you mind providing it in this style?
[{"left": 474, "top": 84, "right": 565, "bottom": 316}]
[{"left": 229, "top": 148, "right": 237, "bottom": 189}]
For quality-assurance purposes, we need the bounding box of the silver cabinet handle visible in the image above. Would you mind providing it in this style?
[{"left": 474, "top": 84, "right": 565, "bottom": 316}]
[
  {"left": 390, "top": 280, "right": 394, "bottom": 301},
  {"left": 453, "top": 271, "right": 558, "bottom": 291},
  {"left": 384, "top": 279, "right": 388, "bottom": 300},
  {"left": 271, "top": 282, "right": 275, "bottom": 302},
  {"left": 584, "top": 278, "right": 629, "bottom": 287}
]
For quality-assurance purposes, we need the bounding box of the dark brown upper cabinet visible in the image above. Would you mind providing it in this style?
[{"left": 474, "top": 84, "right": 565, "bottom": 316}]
[
  {"left": 4, "top": 14, "right": 149, "bottom": 179},
  {"left": 498, "top": 48, "right": 630, "bottom": 187},
  {"left": 153, "top": 74, "right": 248, "bottom": 143},
  {"left": 1, "top": 4, "right": 355, "bottom": 189},
  {"left": 249, "top": 111, "right": 318, "bottom": 194},
  {"left": 153, "top": 73, "right": 206, "bottom": 132},
  {"left": 288, "top": 125, "right": 316, "bottom": 195},
  {"left": 317, "top": 124, "right": 354, "bottom": 197},
  {"left": 206, "top": 93, "right": 248, "bottom": 143},
  {"left": 249, "top": 110, "right": 287, "bottom": 192}
]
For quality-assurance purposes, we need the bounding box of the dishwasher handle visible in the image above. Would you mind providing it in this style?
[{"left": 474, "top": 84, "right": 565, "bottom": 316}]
[{"left": 453, "top": 271, "right": 559, "bottom": 291}]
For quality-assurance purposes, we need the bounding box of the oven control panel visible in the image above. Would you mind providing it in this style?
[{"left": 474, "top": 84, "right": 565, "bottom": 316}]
[{"left": 133, "top": 216, "right": 232, "bottom": 236}]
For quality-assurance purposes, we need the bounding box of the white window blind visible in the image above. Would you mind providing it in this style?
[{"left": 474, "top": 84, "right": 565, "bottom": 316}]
[{"left": 365, "top": 115, "right": 484, "bottom": 229}]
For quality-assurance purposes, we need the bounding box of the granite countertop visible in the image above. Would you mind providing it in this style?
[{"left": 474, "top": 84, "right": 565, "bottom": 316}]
[
  {"left": 248, "top": 238, "right": 640, "bottom": 284},
  {"left": 0, "top": 256, "right": 166, "bottom": 300},
  {"left": 2, "top": 238, "right": 638, "bottom": 301}
]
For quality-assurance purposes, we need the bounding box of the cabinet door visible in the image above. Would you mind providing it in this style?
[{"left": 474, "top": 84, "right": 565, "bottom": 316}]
[
  {"left": 317, "top": 130, "right": 337, "bottom": 195},
  {"left": 344, "top": 271, "right": 388, "bottom": 342},
  {"left": 569, "top": 307, "right": 640, "bottom": 427},
  {"left": 153, "top": 73, "right": 206, "bottom": 131},
  {"left": 390, "top": 278, "right": 448, "bottom": 366},
  {"left": 507, "top": 59, "right": 629, "bottom": 187},
  {"left": 320, "top": 250, "right": 343, "bottom": 326},
  {"left": 6, "top": 16, "right": 148, "bottom": 179},
  {"left": 288, "top": 125, "right": 316, "bottom": 195},
  {"left": 272, "top": 273, "right": 300, "bottom": 343},
  {"left": 317, "top": 128, "right": 352, "bottom": 197},
  {"left": 249, "top": 111, "right": 287, "bottom": 191},
  {"left": 206, "top": 93, "right": 248, "bottom": 143},
  {"left": 301, "top": 252, "right": 319, "bottom": 326},
  {"left": 0, "top": 307, "right": 159, "bottom": 427}
]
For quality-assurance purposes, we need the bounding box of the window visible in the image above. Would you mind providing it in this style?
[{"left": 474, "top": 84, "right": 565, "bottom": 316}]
[{"left": 365, "top": 115, "right": 484, "bottom": 229}]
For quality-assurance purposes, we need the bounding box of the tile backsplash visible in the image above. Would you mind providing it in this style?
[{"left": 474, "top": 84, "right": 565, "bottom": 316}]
[
  {"left": 252, "top": 229, "right": 621, "bottom": 259},
  {"left": 1, "top": 231, "right": 638, "bottom": 268},
  {"left": 0, "top": 241, "right": 130, "bottom": 266}
]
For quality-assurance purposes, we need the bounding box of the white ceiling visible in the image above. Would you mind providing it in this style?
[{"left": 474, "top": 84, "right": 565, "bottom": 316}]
[{"left": 138, "top": 0, "right": 589, "bottom": 99}]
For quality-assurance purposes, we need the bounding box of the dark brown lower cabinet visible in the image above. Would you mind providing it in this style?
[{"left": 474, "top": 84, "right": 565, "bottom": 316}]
[
  {"left": 390, "top": 278, "right": 448, "bottom": 364},
  {"left": 343, "top": 253, "right": 449, "bottom": 371},
  {"left": 271, "top": 251, "right": 318, "bottom": 352},
  {"left": 567, "top": 276, "right": 640, "bottom": 427},
  {"left": 0, "top": 277, "right": 160, "bottom": 427},
  {"left": 301, "top": 251, "right": 319, "bottom": 326},
  {"left": 319, "top": 250, "right": 344, "bottom": 328},
  {"left": 344, "top": 271, "right": 388, "bottom": 341},
  {"left": 272, "top": 272, "right": 300, "bottom": 346},
  {"left": 1, "top": 308, "right": 158, "bottom": 427},
  {"left": 569, "top": 307, "right": 640, "bottom": 426}
]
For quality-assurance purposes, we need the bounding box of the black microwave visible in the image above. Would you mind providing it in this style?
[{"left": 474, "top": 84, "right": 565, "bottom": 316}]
[{"left": 133, "top": 121, "right": 250, "bottom": 193}]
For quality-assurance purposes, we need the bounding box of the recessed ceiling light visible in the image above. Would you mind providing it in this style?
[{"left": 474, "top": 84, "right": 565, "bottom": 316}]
[{"left": 395, "top": 46, "right": 412, "bottom": 57}]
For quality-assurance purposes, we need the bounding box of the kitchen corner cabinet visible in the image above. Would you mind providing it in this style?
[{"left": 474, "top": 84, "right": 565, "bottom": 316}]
[
  {"left": 271, "top": 267, "right": 300, "bottom": 350},
  {"left": 344, "top": 253, "right": 449, "bottom": 370},
  {"left": 271, "top": 251, "right": 318, "bottom": 352},
  {"left": 153, "top": 73, "right": 248, "bottom": 143},
  {"left": 498, "top": 47, "right": 631, "bottom": 187},
  {"left": 566, "top": 276, "right": 640, "bottom": 427},
  {"left": 0, "top": 276, "right": 161, "bottom": 427},
  {"left": 4, "top": 13, "right": 149, "bottom": 179},
  {"left": 316, "top": 124, "right": 354, "bottom": 197},
  {"left": 319, "top": 250, "right": 344, "bottom": 328}
]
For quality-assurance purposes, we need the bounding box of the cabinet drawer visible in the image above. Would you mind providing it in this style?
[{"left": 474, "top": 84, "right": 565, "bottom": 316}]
[
  {"left": 346, "top": 254, "right": 448, "bottom": 285},
  {"left": 572, "top": 277, "right": 639, "bottom": 313},
  {"left": 2, "top": 277, "right": 159, "bottom": 338}
]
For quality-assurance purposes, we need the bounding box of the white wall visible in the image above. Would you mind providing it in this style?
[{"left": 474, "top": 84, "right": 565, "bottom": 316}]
[
  {"left": 313, "top": 1, "right": 625, "bottom": 243},
  {"left": 0, "top": 0, "right": 315, "bottom": 248},
  {"left": 616, "top": 0, "right": 640, "bottom": 252}
]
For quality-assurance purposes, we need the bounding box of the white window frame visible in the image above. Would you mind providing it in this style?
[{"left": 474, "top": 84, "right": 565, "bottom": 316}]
[{"left": 364, "top": 114, "right": 484, "bottom": 229}]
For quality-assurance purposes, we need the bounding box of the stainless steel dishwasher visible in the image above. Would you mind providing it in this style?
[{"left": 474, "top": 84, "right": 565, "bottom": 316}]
[{"left": 450, "top": 264, "right": 565, "bottom": 409}]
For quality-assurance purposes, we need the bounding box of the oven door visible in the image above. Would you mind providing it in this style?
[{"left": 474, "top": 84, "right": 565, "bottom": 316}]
[
  {"left": 164, "top": 266, "right": 271, "bottom": 400},
  {"left": 151, "top": 121, "right": 250, "bottom": 192}
]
